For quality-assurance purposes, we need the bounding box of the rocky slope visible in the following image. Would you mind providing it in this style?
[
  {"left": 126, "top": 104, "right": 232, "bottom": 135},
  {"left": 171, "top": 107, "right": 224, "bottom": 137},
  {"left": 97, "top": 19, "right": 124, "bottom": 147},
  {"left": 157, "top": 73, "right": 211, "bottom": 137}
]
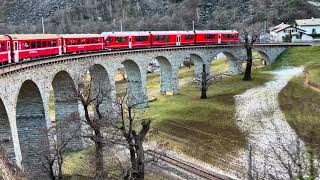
[{"left": 0, "top": 0, "right": 319, "bottom": 33}]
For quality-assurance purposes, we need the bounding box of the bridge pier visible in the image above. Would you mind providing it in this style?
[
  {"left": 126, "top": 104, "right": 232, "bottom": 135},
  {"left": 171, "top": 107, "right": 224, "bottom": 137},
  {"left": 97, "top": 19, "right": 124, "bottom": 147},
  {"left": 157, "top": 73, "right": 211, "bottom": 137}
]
[
  {"left": 122, "top": 60, "right": 148, "bottom": 108},
  {"left": 0, "top": 99, "right": 15, "bottom": 161},
  {"left": 16, "top": 80, "right": 50, "bottom": 178},
  {"left": 53, "top": 71, "right": 82, "bottom": 150},
  {"left": 156, "top": 56, "right": 179, "bottom": 95}
]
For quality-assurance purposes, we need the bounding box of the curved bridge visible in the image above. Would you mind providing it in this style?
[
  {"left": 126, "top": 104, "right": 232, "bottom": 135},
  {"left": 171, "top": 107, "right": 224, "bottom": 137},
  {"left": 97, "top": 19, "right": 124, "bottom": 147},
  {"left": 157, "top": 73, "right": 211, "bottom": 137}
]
[{"left": 0, "top": 44, "right": 304, "bottom": 178}]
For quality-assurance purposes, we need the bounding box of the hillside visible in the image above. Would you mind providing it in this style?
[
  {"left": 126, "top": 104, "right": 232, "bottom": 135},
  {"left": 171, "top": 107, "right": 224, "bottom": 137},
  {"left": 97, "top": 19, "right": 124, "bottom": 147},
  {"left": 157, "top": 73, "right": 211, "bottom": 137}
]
[{"left": 0, "top": 0, "right": 319, "bottom": 33}]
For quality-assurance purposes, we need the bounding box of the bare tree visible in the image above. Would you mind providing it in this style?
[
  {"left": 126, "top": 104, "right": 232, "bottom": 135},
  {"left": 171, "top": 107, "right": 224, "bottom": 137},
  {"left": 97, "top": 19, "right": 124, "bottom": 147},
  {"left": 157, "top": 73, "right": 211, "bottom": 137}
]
[
  {"left": 113, "top": 91, "right": 151, "bottom": 179},
  {"left": 242, "top": 30, "right": 259, "bottom": 81},
  {"left": 74, "top": 71, "right": 114, "bottom": 179},
  {"left": 196, "top": 64, "right": 221, "bottom": 99}
]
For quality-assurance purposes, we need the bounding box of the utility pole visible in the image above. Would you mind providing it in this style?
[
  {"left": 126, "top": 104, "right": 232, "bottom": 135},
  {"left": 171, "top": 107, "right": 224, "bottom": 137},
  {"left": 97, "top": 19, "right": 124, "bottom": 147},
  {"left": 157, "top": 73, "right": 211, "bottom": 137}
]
[
  {"left": 247, "top": 144, "right": 253, "bottom": 180},
  {"left": 120, "top": 20, "right": 123, "bottom": 32},
  {"left": 192, "top": 20, "right": 195, "bottom": 31},
  {"left": 41, "top": 17, "right": 45, "bottom": 34}
]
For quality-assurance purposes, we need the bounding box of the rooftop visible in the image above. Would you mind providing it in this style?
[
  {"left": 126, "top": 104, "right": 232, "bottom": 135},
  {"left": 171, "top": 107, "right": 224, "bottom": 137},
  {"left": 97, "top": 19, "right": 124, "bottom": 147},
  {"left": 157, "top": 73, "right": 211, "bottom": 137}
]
[{"left": 296, "top": 18, "right": 320, "bottom": 26}]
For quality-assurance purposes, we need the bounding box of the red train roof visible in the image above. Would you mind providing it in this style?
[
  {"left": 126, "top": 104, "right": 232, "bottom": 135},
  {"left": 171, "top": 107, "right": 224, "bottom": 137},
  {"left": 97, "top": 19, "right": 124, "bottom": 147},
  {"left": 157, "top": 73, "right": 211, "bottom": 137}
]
[
  {"left": 101, "top": 32, "right": 150, "bottom": 37},
  {"left": 195, "top": 30, "right": 238, "bottom": 34},
  {"left": 0, "top": 35, "right": 10, "bottom": 40},
  {"left": 59, "top": 34, "right": 102, "bottom": 38},
  {"left": 6, "top": 34, "right": 60, "bottom": 40}
]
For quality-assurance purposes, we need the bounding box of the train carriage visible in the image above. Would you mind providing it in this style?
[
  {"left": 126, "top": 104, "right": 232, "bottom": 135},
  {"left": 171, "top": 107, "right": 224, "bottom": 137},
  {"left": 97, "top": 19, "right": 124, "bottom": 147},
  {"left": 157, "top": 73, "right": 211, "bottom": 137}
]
[
  {"left": 177, "top": 31, "right": 196, "bottom": 46},
  {"left": 195, "top": 30, "right": 240, "bottom": 45},
  {"left": 5, "top": 34, "right": 61, "bottom": 63},
  {"left": 150, "top": 31, "right": 178, "bottom": 47},
  {"left": 0, "top": 35, "right": 11, "bottom": 64},
  {"left": 102, "top": 32, "right": 152, "bottom": 49},
  {"left": 60, "top": 34, "right": 104, "bottom": 54}
]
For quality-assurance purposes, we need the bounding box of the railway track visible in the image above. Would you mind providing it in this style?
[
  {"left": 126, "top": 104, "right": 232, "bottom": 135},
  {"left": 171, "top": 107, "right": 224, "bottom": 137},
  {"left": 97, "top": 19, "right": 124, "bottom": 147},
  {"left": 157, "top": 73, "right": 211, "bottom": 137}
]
[{"left": 145, "top": 150, "right": 232, "bottom": 180}]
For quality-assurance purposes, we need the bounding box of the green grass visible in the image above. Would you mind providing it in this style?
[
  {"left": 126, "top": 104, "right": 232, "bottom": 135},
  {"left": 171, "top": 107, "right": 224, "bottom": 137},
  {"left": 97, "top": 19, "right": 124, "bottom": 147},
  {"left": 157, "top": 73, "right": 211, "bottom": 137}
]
[
  {"left": 308, "top": 64, "right": 320, "bottom": 85},
  {"left": 63, "top": 146, "right": 178, "bottom": 179},
  {"left": 274, "top": 47, "right": 320, "bottom": 151},
  {"left": 145, "top": 70, "right": 272, "bottom": 170},
  {"left": 271, "top": 46, "right": 320, "bottom": 69},
  {"left": 279, "top": 76, "right": 320, "bottom": 149}
]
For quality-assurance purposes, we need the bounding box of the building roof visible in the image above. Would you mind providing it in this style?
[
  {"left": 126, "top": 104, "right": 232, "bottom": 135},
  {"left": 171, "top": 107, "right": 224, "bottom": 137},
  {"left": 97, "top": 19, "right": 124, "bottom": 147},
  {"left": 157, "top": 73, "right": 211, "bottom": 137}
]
[
  {"left": 270, "top": 23, "right": 291, "bottom": 32},
  {"left": 270, "top": 23, "right": 306, "bottom": 33},
  {"left": 296, "top": 18, "right": 320, "bottom": 26}
]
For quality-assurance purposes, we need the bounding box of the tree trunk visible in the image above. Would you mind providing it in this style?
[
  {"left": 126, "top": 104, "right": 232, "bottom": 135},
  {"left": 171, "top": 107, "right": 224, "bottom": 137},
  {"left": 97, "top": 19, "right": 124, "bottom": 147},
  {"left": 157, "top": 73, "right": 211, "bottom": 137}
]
[
  {"left": 201, "top": 87, "right": 207, "bottom": 99},
  {"left": 243, "top": 47, "right": 253, "bottom": 81},
  {"left": 95, "top": 130, "right": 105, "bottom": 179},
  {"left": 135, "top": 141, "right": 145, "bottom": 179},
  {"left": 200, "top": 64, "right": 208, "bottom": 99}
]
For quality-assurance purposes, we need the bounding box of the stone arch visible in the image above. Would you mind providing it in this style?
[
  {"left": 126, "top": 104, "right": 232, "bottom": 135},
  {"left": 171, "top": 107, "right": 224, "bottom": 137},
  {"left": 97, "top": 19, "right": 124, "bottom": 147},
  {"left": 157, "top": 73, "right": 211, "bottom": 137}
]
[
  {"left": 190, "top": 54, "right": 208, "bottom": 78},
  {"left": 16, "top": 80, "right": 50, "bottom": 177},
  {"left": 52, "top": 71, "right": 82, "bottom": 150},
  {"left": 213, "top": 51, "right": 241, "bottom": 75},
  {"left": 155, "top": 56, "right": 178, "bottom": 95},
  {"left": 122, "top": 59, "right": 147, "bottom": 107},
  {"left": 89, "top": 64, "right": 113, "bottom": 114},
  {"left": 253, "top": 50, "right": 271, "bottom": 65},
  {"left": 0, "top": 98, "right": 15, "bottom": 160}
]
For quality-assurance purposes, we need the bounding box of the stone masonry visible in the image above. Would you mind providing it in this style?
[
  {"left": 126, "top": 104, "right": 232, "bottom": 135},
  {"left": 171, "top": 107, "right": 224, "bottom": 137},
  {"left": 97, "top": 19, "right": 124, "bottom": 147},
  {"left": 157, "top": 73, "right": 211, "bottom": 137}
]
[{"left": 0, "top": 45, "right": 287, "bottom": 178}]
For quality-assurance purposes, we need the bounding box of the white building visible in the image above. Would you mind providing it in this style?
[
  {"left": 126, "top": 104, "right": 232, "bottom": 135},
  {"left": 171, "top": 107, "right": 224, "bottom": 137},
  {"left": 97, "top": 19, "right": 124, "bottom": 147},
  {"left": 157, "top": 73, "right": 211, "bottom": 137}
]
[
  {"left": 269, "top": 23, "right": 311, "bottom": 42},
  {"left": 296, "top": 18, "right": 320, "bottom": 35}
]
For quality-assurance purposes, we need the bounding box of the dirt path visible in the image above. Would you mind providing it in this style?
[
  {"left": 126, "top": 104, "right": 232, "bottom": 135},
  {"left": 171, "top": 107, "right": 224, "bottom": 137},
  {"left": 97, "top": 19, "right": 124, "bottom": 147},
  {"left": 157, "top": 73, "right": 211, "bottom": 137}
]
[{"left": 234, "top": 67, "right": 305, "bottom": 179}]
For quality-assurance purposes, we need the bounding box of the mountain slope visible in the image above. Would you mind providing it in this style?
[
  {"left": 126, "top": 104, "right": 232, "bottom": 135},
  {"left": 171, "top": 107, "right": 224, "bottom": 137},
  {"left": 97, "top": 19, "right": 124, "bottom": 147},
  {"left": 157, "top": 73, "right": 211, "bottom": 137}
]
[{"left": 0, "top": 0, "right": 318, "bottom": 33}]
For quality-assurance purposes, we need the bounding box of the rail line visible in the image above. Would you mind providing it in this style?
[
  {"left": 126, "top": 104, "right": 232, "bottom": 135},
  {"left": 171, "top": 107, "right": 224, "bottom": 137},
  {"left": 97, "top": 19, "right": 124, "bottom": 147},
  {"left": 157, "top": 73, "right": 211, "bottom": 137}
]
[{"left": 145, "top": 150, "right": 233, "bottom": 180}]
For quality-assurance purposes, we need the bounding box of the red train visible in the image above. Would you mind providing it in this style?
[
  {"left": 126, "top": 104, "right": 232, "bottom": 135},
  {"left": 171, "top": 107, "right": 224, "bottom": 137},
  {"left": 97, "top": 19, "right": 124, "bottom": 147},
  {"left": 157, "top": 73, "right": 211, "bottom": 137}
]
[{"left": 0, "top": 30, "right": 239, "bottom": 65}]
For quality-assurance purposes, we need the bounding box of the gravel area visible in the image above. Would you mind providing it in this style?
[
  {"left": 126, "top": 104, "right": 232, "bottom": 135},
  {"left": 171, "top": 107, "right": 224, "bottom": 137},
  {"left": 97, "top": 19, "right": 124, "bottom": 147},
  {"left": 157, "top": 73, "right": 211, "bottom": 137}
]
[{"left": 234, "top": 67, "right": 306, "bottom": 179}]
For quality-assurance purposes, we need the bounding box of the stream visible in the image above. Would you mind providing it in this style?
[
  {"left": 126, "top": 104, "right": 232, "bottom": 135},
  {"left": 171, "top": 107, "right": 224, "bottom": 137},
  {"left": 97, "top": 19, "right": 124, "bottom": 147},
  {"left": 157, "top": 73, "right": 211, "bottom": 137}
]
[{"left": 234, "top": 67, "right": 306, "bottom": 179}]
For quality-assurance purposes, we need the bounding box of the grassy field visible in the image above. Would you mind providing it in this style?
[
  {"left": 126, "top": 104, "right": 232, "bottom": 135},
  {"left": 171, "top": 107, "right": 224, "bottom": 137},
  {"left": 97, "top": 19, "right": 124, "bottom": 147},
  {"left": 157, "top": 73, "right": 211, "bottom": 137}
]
[
  {"left": 144, "top": 70, "right": 272, "bottom": 171},
  {"left": 275, "top": 47, "right": 320, "bottom": 150}
]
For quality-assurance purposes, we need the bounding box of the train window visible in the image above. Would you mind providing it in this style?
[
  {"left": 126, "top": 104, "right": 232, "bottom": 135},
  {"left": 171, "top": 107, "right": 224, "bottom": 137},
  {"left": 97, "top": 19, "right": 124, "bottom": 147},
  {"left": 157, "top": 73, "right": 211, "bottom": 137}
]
[
  {"left": 24, "top": 42, "right": 30, "bottom": 49},
  {"left": 31, "top": 42, "right": 36, "bottom": 48},
  {"left": 205, "top": 34, "right": 215, "bottom": 39},
  {"left": 154, "top": 35, "right": 169, "bottom": 42},
  {"left": 106, "top": 37, "right": 113, "bottom": 43},
  {"left": 223, "top": 34, "right": 234, "bottom": 38},
  {"left": 52, "top": 40, "right": 57, "bottom": 46},
  {"left": 78, "top": 39, "right": 81, "bottom": 45},
  {"left": 42, "top": 41, "right": 47, "bottom": 47},
  {"left": 37, "top": 41, "right": 41, "bottom": 48},
  {"left": 0, "top": 43, "right": 4, "bottom": 51},
  {"left": 48, "top": 41, "right": 52, "bottom": 47},
  {"left": 116, "top": 37, "right": 126, "bottom": 43},
  {"left": 135, "top": 36, "right": 148, "bottom": 42},
  {"left": 95, "top": 38, "right": 99, "bottom": 43},
  {"left": 86, "top": 39, "right": 90, "bottom": 44},
  {"left": 185, "top": 35, "right": 194, "bottom": 40}
]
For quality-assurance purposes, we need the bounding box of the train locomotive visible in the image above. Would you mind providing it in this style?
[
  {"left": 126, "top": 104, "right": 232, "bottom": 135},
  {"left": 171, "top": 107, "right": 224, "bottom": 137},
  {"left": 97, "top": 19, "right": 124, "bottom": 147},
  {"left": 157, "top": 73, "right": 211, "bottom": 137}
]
[{"left": 0, "top": 30, "right": 239, "bottom": 65}]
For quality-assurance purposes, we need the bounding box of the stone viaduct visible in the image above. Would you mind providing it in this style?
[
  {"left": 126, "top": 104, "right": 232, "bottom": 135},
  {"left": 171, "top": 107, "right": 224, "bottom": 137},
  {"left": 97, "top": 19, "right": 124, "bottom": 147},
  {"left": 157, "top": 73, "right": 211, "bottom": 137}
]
[{"left": 0, "top": 44, "right": 288, "bottom": 178}]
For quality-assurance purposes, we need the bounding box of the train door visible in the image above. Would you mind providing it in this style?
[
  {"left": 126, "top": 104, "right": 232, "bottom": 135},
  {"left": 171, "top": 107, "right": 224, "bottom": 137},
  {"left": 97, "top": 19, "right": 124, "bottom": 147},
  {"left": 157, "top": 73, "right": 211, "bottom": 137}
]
[
  {"left": 176, "top": 35, "right": 181, "bottom": 46},
  {"left": 7, "top": 41, "right": 11, "bottom": 63},
  {"left": 218, "top": 34, "right": 222, "bottom": 44},
  {"left": 13, "top": 41, "right": 19, "bottom": 63},
  {"left": 58, "top": 39, "right": 62, "bottom": 55},
  {"left": 63, "top": 39, "right": 67, "bottom": 53},
  {"left": 129, "top": 36, "right": 132, "bottom": 49}
]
